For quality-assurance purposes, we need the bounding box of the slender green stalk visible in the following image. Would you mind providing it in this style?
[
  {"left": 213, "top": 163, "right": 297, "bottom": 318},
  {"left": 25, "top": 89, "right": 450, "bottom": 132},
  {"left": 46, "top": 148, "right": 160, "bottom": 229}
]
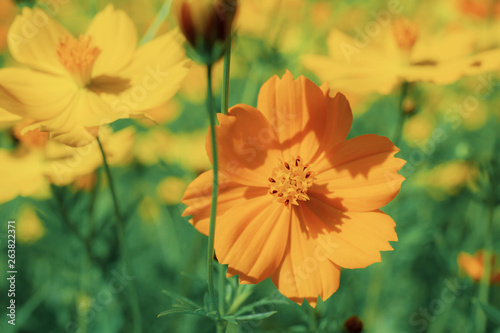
[
  {"left": 139, "top": 0, "right": 174, "bottom": 45},
  {"left": 205, "top": 65, "right": 223, "bottom": 332},
  {"left": 393, "top": 81, "right": 410, "bottom": 146},
  {"left": 218, "top": 265, "right": 225, "bottom": 316},
  {"left": 221, "top": 36, "right": 232, "bottom": 115},
  {"left": 476, "top": 203, "right": 495, "bottom": 332},
  {"left": 97, "top": 138, "right": 142, "bottom": 333}
]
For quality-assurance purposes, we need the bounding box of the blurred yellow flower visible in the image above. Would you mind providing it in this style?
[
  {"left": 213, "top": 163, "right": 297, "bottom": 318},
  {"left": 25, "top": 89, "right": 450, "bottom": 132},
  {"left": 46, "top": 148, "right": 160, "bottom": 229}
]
[
  {"left": 158, "top": 176, "right": 188, "bottom": 205},
  {"left": 139, "top": 196, "right": 161, "bottom": 223},
  {"left": 415, "top": 160, "right": 478, "bottom": 199},
  {"left": 139, "top": 99, "right": 181, "bottom": 126},
  {"left": 0, "top": 125, "right": 135, "bottom": 204},
  {"left": 180, "top": 60, "right": 223, "bottom": 103},
  {"left": 403, "top": 114, "right": 435, "bottom": 146},
  {"left": 17, "top": 206, "right": 46, "bottom": 244},
  {"left": 135, "top": 128, "right": 211, "bottom": 171},
  {"left": 303, "top": 18, "right": 500, "bottom": 94},
  {"left": 0, "top": 5, "right": 189, "bottom": 147}
]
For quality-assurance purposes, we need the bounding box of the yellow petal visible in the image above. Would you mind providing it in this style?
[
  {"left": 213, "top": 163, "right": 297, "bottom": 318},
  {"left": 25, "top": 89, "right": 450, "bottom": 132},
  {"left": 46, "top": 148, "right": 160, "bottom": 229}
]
[
  {"left": 0, "top": 149, "right": 49, "bottom": 203},
  {"left": 7, "top": 7, "right": 70, "bottom": 75},
  {"left": 0, "top": 67, "right": 76, "bottom": 120},
  {"left": 0, "top": 106, "right": 21, "bottom": 123},
  {"left": 118, "top": 29, "right": 190, "bottom": 111},
  {"left": 46, "top": 127, "right": 135, "bottom": 184},
  {"left": 86, "top": 4, "right": 138, "bottom": 76}
]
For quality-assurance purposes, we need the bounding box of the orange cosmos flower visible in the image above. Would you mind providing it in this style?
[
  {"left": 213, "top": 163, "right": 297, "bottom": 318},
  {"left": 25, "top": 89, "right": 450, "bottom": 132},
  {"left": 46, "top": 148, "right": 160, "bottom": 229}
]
[
  {"left": 182, "top": 71, "right": 405, "bottom": 306},
  {"left": 458, "top": 250, "right": 500, "bottom": 284},
  {"left": 0, "top": 5, "right": 189, "bottom": 147}
]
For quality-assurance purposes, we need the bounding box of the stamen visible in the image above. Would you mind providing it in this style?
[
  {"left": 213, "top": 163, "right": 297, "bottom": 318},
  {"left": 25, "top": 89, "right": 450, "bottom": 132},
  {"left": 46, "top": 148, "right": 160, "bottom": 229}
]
[
  {"left": 57, "top": 35, "right": 101, "bottom": 87},
  {"left": 268, "top": 155, "right": 315, "bottom": 207}
]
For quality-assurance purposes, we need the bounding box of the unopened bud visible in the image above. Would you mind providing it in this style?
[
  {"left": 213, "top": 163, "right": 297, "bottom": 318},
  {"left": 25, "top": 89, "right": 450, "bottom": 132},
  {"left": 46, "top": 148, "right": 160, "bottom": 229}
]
[
  {"left": 176, "top": 0, "right": 238, "bottom": 64},
  {"left": 343, "top": 315, "right": 363, "bottom": 333}
]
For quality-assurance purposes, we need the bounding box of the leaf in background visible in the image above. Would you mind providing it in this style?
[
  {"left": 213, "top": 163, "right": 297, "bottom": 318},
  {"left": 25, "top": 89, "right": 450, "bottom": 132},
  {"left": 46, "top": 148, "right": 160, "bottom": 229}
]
[
  {"left": 162, "top": 290, "right": 201, "bottom": 309},
  {"left": 477, "top": 301, "right": 500, "bottom": 326},
  {"left": 234, "top": 311, "right": 278, "bottom": 321},
  {"left": 234, "top": 298, "right": 289, "bottom": 316}
]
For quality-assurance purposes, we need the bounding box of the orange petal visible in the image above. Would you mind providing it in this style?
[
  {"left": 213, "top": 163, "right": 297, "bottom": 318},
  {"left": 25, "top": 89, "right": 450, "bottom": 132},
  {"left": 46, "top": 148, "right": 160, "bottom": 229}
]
[
  {"left": 7, "top": 7, "right": 70, "bottom": 75},
  {"left": 182, "top": 170, "right": 267, "bottom": 234},
  {"left": 301, "top": 198, "right": 398, "bottom": 269},
  {"left": 257, "top": 70, "right": 340, "bottom": 163},
  {"left": 215, "top": 197, "right": 291, "bottom": 283},
  {"left": 311, "top": 134, "right": 405, "bottom": 211},
  {"left": 457, "top": 252, "right": 483, "bottom": 281},
  {"left": 271, "top": 207, "right": 341, "bottom": 307},
  {"left": 207, "top": 104, "right": 282, "bottom": 187},
  {"left": 317, "top": 88, "right": 353, "bottom": 153}
]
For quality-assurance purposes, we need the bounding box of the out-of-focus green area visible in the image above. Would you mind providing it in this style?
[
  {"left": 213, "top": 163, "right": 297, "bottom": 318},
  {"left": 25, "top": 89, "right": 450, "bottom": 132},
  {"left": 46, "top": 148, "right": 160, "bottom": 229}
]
[{"left": 1, "top": 0, "right": 500, "bottom": 332}]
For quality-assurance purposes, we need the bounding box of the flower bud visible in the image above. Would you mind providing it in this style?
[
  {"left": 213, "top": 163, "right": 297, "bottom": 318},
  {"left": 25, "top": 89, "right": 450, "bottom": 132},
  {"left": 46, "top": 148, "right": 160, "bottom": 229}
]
[{"left": 176, "top": 0, "right": 238, "bottom": 64}]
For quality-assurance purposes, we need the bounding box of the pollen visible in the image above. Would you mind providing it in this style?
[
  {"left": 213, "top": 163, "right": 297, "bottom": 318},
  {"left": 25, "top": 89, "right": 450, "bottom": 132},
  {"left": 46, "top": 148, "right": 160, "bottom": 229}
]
[
  {"left": 392, "top": 18, "right": 419, "bottom": 52},
  {"left": 57, "top": 35, "right": 101, "bottom": 87},
  {"left": 268, "top": 156, "right": 315, "bottom": 207}
]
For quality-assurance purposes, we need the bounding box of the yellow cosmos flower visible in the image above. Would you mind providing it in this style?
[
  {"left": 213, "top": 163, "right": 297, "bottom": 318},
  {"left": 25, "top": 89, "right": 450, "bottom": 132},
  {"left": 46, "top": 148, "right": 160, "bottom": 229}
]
[
  {"left": 414, "top": 160, "right": 478, "bottom": 199},
  {"left": 0, "top": 124, "right": 135, "bottom": 204},
  {"left": 0, "top": 5, "right": 189, "bottom": 147},
  {"left": 135, "top": 128, "right": 211, "bottom": 171},
  {"left": 182, "top": 71, "right": 405, "bottom": 306},
  {"left": 303, "top": 19, "right": 500, "bottom": 94},
  {"left": 17, "top": 205, "right": 46, "bottom": 245}
]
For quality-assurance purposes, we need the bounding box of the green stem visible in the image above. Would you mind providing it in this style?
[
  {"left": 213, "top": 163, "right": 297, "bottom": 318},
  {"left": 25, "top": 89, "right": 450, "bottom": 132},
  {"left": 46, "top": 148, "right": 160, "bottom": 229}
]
[
  {"left": 206, "top": 65, "right": 222, "bottom": 330},
  {"left": 97, "top": 138, "right": 142, "bottom": 333},
  {"left": 221, "top": 35, "right": 232, "bottom": 115},
  {"left": 218, "top": 264, "right": 225, "bottom": 316},
  {"left": 393, "top": 81, "right": 410, "bottom": 146},
  {"left": 476, "top": 203, "right": 495, "bottom": 332},
  {"left": 139, "top": 0, "right": 174, "bottom": 45}
]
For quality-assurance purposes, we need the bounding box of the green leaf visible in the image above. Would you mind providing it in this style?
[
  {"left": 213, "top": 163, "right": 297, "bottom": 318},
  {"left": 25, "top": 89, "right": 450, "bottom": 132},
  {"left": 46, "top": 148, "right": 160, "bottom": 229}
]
[
  {"left": 162, "top": 290, "right": 201, "bottom": 309},
  {"left": 157, "top": 307, "right": 205, "bottom": 318},
  {"left": 478, "top": 301, "right": 500, "bottom": 326},
  {"left": 235, "top": 311, "right": 278, "bottom": 321},
  {"left": 234, "top": 298, "right": 289, "bottom": 316},
  {"left": 225, "top": 323, "right": 239, "bottom": 333}
]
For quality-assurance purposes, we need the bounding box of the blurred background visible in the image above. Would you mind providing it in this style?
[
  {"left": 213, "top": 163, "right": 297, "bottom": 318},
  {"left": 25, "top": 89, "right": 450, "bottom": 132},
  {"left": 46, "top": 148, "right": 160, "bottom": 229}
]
[{"left": 1, "top": 0, "right": 500, "bottom": 332}]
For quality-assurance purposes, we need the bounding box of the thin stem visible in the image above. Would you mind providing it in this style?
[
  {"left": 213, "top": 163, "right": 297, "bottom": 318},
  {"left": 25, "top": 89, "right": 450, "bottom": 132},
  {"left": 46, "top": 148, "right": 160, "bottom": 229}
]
[
  {"left": 97, "top": 138, "right": 142, "bottom": 333},
  {"left": 218, "top": 264, "right": 225, "bottom": 316},
  {"left": 221, "top": 35, "right": 232, "bottom": 115},
  {"left": 393, "top": 81, "right": 410, "bottom": 146},
  {"left": 476, "top": 203, "right": 495, "bottom": 332},
  {"left": 206, "top": 65, "right": 221, "bottom": 327},
  {"left": 139, "top": 0, "right": 174, "bottom": 45}
]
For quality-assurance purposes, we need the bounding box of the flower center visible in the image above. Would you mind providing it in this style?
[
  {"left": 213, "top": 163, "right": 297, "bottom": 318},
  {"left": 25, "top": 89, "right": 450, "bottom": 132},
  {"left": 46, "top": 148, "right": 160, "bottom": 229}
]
[
  {"left": 268, "top": 156, "right": 315, "bottom": 207},
  {"left": 392, "top": 18, "right": 419, "bottom": 52},
  {"left": 57, "top": 35, "right": 101, "bottom": 87}
]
